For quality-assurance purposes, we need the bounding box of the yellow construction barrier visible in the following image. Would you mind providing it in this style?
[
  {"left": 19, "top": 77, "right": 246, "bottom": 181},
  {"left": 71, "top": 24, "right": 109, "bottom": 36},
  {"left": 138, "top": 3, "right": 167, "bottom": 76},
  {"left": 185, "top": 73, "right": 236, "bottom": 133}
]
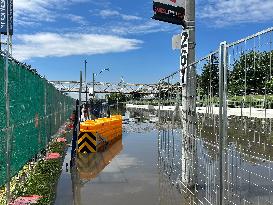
[{"left": 77, "top": 115, "right": 122, "bottom": 153}]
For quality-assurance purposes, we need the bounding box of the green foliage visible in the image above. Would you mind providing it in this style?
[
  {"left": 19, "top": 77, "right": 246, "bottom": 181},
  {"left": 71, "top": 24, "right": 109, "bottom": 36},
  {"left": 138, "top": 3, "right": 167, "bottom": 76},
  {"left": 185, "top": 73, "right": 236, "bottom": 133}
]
[
  {"left": 266, "top": 78, "right": 273, "bottom": 92},
  {"left": 199, "top": 54, "right": 219, "bottom": 97},
  {"left": 198, "top": 50, "right": 273, "bottom": 99},
  {"left": 106, "top": 93, "right": 130, "bottom": 104},
  {"left": 229, "top": 51, "right": 273, "bottom": 96}
]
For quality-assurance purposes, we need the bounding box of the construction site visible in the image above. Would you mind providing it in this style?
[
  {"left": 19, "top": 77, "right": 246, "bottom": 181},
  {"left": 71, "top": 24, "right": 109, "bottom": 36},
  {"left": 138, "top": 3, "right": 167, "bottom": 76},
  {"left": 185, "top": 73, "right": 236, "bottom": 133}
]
[{"left": 1, "top": 0, "right": 273, "bottom": 205}]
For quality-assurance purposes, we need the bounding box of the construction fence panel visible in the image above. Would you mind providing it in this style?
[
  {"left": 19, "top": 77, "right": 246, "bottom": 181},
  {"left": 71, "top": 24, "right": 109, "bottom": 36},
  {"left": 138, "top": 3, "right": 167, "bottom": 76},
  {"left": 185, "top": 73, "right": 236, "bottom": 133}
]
[
  {"left": 158, "top": 50, "right": 222, "bottom": 204},
  {"left": 0, "top": 54, "right": 75, "bottom": 187},
  {"left": 224, "top": 27, "right": 273, "bottom": 205},
  {"left": 0, "top": 55, "right": 6, "bottom": 189},
  {"left": 157, "top": 27, "right": 273, "bottom": 205}
]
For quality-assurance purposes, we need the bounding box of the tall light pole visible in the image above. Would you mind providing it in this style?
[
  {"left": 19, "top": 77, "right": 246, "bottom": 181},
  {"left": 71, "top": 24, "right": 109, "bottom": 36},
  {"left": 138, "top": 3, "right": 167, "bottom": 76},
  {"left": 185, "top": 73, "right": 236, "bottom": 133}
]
[{"left": 92, "top": 68, "right": 110, "bottom": 100}]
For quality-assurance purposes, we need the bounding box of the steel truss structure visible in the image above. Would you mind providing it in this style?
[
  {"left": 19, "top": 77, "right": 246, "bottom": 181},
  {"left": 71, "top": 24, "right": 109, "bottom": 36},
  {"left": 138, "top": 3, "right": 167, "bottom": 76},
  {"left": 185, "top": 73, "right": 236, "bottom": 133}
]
[{"left": 50, "top": 81, "right": 167, "bottom": 95}]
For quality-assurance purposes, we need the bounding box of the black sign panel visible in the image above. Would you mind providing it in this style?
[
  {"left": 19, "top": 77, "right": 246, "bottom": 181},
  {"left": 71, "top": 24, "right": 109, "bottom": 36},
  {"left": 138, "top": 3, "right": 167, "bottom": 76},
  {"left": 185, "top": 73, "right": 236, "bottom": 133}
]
[
  {"left": 0, "top": 0, "right": 13, "bottom": 35},
  {"left": 152, "top": 2, "right": 185, "bottom": 26}
]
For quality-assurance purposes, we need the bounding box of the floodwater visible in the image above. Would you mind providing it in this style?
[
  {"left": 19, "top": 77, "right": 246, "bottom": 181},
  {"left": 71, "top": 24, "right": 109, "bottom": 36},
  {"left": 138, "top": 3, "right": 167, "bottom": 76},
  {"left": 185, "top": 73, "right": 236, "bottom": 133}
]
[
  {"left": 55, "top": 114, "right": 273, "bottom": 205},
  {"left": 196, "top": 114, "right": 273, "bottom": 204},
  {"left": 55, "top": 123, "right": 183, "bottom": 205}
]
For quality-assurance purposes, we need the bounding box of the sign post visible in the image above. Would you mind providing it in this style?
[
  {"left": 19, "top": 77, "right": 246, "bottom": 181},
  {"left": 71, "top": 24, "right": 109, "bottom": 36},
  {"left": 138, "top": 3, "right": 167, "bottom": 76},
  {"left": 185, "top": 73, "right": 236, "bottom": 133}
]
[
  {"left": 152, "top": 0, "right": 196, "bottom": 190},
  {"left": 181, "top": 0, "right": 197, "bottom": 189}
]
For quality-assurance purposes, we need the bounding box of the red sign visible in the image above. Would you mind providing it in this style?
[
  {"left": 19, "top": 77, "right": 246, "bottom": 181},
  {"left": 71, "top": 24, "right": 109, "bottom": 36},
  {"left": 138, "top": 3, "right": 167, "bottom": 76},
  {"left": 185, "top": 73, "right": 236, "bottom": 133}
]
[{"left": 152, "top": 2, "right": 185, "bottom": 26}]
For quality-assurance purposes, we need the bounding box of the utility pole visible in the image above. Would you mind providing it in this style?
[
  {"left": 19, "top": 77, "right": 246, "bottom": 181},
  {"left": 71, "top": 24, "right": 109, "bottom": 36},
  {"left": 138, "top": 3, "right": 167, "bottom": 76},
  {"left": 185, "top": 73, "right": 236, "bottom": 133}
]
[
  {"left": 92, "top": 73, "right": 95, "bottom": 100},
  {"left": 84, "top": 60, "right": 87, "bottom": 104},
  {"left": 181, "top": 0, "right": 196, "bottom": 188}
]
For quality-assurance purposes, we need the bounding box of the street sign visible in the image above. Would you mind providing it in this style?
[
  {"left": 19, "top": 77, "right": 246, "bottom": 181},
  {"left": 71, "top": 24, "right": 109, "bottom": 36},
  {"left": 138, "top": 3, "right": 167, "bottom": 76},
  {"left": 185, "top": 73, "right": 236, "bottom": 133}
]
[
  {"left": 152, "top": 0, "right": 185, "bottom": 26},
  {"left": 0, "top": 0, "right": 13, "bottom": 35},
  {"left": 172, "top": 34, "right": 181, "bottom": 50}
]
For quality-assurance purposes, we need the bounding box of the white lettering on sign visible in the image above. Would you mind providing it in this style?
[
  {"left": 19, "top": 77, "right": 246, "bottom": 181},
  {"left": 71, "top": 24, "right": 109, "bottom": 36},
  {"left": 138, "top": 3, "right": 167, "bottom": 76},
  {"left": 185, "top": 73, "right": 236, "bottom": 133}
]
[
  {"left": 180, "top": 31, "right": 189, "bottom": 84},
  {"left": 9, "top": 0, "right": 12, "bottom": 30},
  {"left": 181, "top": 31, "right": 189, "bottom": 67},
  {"left": 0, "top": 0, "right": 5, "bottom": 29}
]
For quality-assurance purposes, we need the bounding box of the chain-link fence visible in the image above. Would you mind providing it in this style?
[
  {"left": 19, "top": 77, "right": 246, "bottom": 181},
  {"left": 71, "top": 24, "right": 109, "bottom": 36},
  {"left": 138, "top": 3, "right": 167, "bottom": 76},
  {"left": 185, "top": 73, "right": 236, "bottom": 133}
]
[
  {"left": 223, "top": 27, "right": 273, "bottom": 205},
  {"left": 157, "top": 53, "right": 222, "bottom": 204},
  {"left": 155, "top": 27, "right": 273, "bottom": 204},
  {"left": 0, "top": 52, "right": 75, "bottom": 187}
]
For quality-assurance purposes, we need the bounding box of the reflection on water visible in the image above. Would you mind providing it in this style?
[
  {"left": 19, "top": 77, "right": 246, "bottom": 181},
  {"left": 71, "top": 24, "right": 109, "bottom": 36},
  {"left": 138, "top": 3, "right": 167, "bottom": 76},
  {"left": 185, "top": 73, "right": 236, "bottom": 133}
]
[
  {"left": 156, "top": 112, "right": 273, "bottom": 205},
  {"left": 76, "top": 139, "right": 123, "bottom": 181},
  {"left": 55, "top": 123, "right": 185, "bottom": 205},
  {"left": 190, "top": 113, "right": 273, "bottom": 204},
  {"left": 55, "top": 114, "right": 273, "bottom": 205}
]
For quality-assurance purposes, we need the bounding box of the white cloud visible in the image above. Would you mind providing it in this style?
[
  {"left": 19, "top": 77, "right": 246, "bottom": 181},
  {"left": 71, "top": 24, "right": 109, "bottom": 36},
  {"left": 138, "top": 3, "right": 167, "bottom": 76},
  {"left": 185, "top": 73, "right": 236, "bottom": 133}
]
[
  {"left": 13, "top": 32, "right": 142, "bottom": 60},
  {"left": 199, "top": 0, "right": 273, "bottom": 26},
  {"left": 14, "top": 0, "right": 88, "bottom": 25},
  {"left": 110, "top": 21, "right": 175, "bottom": 35},
  {"left": 14, "top": 0, "right": 56, "bottom": 23},
  {"left": 99, "top": 9, "right": 120, "bottom": 17},
  {"left": 99, "top": 9, "right": 141, "bottom": 21},
  {"left": 95, "top": 9, "right": 175, "bottom": 35},
  {"left": 66, "top": 14, "right": 88, "bottom": 25},
  {"left": 121, "top": 14, "right": 141, "bottom": 21},
  {"left": 14, "top": 1, "right": 173, "bottom": 36}
]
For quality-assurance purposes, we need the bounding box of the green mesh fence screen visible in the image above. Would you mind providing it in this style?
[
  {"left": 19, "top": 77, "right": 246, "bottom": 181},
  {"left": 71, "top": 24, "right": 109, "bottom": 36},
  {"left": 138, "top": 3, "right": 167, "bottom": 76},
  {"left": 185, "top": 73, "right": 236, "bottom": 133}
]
[{"left": 0, "top": 54, "right": 75, "bottom": 187}]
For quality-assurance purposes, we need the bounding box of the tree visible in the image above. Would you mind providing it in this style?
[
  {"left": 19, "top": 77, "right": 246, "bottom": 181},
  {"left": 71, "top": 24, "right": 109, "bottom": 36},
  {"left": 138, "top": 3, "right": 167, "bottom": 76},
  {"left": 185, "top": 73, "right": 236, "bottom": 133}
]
[
  {"left": 199, "top": 54, "right": 219, "bottom": 98},
  {"left": 229, "top": 51, "right": 273, "bottom": 96},
  {"left": 106, "top": 93, "right": 129, "bottom": 105}
]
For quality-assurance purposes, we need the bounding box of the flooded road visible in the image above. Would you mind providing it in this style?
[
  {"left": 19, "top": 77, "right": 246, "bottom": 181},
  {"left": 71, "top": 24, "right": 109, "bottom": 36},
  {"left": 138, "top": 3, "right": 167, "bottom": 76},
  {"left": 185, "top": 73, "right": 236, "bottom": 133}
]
[
  {"left": 55, "top": 114, "right": 273, "bottom": 205},
  {"left": 55, "top": 123, "right": 183, "bottom": 205}
]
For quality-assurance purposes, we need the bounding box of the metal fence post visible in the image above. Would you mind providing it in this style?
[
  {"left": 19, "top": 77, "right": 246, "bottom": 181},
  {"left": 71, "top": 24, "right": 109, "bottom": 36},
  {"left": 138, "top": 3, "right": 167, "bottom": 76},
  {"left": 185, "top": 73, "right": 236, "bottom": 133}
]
[
  {"left": 158, "top": 83, "right": 161, "bottom": 123},
  {"left": 4, "top": 49, "right": 11, "bottom": 205},
  {"left": 219, "top": 41, "right": 228, "bottom": 205},
  {"left": 44, "top": 78, "right": 48, "bottom": 149},
  {"left": 71, "top": 100, "right": 79, "bottom": 162},
  {"left": 76, "top": 71, "right": 82, "bottom": 152},
  {"left": 4, "top": 0, "right": 11, "bottom": 203}
]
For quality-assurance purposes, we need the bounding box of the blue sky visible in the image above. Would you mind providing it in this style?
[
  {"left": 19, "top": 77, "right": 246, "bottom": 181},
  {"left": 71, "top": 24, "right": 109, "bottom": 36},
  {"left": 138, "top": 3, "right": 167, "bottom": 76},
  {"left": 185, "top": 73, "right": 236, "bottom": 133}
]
[{"left": 12, "top": 0, "right": 273, "bottom": 84}]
